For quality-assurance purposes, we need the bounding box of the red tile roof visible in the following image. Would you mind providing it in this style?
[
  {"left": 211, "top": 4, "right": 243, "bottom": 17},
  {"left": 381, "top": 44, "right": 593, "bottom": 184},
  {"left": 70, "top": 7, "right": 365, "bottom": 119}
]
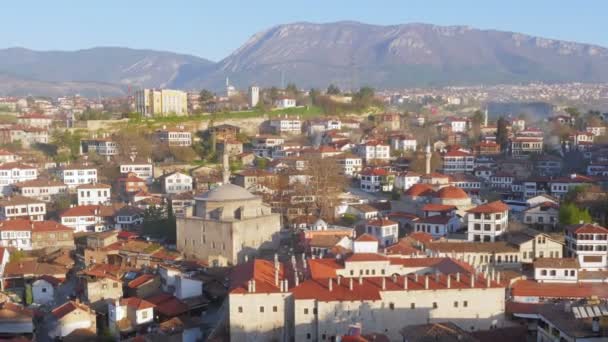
[
  {"left": 416, "top": 216, "right": 454, "bottom": 225},
  {"left": 511, "top": 279, "right": 608, "bottom": 299},
  {"left": 366, "top": 218, "right": 398, "bottom": 227},
  {"left": 0, "top": 219, "right": 72, "bottom": 232},
  {"left": 566, "top": 223, "right": 608, "bottom": 234},
  {"left": 407, "top": 232, "right": 434, "bottom": 245},
  {"left": 355, "top": 233, "right": 378, "bottom": 242},
  {"left": 52, "top": 301, "right": 91, "bottom": 319},
  {"left": 404, "top": 184, "right": 434, "bottom": 197},
  {"left": 345, "top": 253, "right": 389, "bottom": 262},
  {"left": 229, "top": 259, "right": 285, "bottom": 294},
  {"left": 120, "top": 297, "right": 155, "bottom": 310},
  {"left": 291, "top": 272, "right": 502, "bottom": 301},
  {"left": 421, "top": 204, "right": 457, "bottom": 212},
  {"left": 466, "top": 200, "right": 509, "bottom": 214},
  {"left": 308, "top": 258, "right": 342, "bottom": 279},
  {"left": 434, "top": 186, "right": 469, "bottom": 199},
  {"left": 127, "top": 274, "right": 156, "bottom": 289}
]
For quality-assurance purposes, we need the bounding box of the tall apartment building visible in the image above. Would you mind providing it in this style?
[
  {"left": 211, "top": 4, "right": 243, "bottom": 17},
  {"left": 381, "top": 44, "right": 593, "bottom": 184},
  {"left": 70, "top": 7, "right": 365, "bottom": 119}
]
[
  {"left": 135, "top": 89, "right": 188, "bottom": 116},
  {"left": 248, "top": 85, "right": 260, "bottom": 107}
]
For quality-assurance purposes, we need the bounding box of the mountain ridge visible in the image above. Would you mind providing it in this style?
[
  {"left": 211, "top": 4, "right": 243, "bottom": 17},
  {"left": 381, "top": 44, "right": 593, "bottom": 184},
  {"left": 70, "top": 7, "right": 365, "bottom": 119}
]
[{"left": 1, "top": 21, "right": 608, "bottom": 96}]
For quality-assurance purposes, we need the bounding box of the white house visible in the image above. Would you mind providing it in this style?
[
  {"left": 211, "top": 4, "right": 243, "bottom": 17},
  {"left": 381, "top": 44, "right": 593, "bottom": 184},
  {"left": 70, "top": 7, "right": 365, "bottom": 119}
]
[
  {"left": 359, "top": 168, "right": 393, "bottom": 193},
  {"left": 273, "top": 98, "right": 297, "bottom": 109},
  {"left": 0, "top": 149, "right": 20, "bottom": 163},
  {"left": 269, "top": 116, "right": 301, "bottom": 134},
  {"left": 394, "top": 171, "right": 421, "bottom": 191},
  {"left": 0, "top": 195, "right": 46, "bottom": 221},
  {"left": 337, "top": 154, "right": 363, "bottom": 176},
  {"left": 523, "top": 202, "right": 559, "bottom": 228},
  {"left": 175, "top": 276, "right": 204, "bottom": 300},
  {"left": 156, "top": 128, "right": 192, "bottom": 146},
  {"left": 108, "top": 297, "right": 155, "bottom": 335},
  {"left": 120, "top": 161, "right": 154, "bottom": 184},
  {"left": 357, "top": 141, "right": 390, "bottom": 163},
  {"left": 160, "top": 172, "right": 193, "bottom": 194},
  {"left": 447, "top": 118, "right": 469, "bottom": 133},
  {"left": 80, "top": 138, "right": 118, "bottom": 157},
  {"left": 0, "top": 162, "right": 38, "bottom": 195},
  {"left": 77, "top": 183, "right": 111, "bottom": 206},
  {"left": 51, "top": 301, "right": 97, "bottom": 339},
  {"left": 390, "top": 135, "right": 417, "bottom": 152},
  {"left": 62, "top": 165, "right": 98, "bottom": 189},
  {"left": 415, "top": 215, "right": 461, "bottom": 238},
  {"left": 60, "top": 205, "right": 107, "bottom": 233},
  {"left": 365, "top": 218, "right": 399, "bottom": 247},
  {"left": 565, "top": 223, "right": 608, "bottom": 271},
  {"left": 466, "top": 201, "right": 509, "bottom": 242},
  {"left": 32, "top": 276, "right": 60, "bottom": 305},
  {"left": 442, "top": 150, "right": 475, "bottom": 174},
  {"left": 533, "top": 258, "right": 579, "bottom": 283},
  {"left": 549, "top": 174, "right": 596, "bottom": 199},
  {"left": 12, "top": 179, "right": 67, "bottom": 202}
]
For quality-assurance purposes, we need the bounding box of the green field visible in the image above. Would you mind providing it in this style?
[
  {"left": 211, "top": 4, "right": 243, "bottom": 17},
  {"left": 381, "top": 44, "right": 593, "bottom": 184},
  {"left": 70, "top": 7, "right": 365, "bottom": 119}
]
[{"left": 128, "top": 106, "right": 325, "bottom": 126}]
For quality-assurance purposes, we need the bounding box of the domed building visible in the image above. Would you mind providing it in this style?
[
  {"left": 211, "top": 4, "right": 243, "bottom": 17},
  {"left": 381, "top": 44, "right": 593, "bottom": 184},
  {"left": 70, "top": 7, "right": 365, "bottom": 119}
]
[
  {"left": 177, "top": 175, "right": 281, "bottom": 266},
  {"left": 432, "top": 186, "right": 473, "bottom": 214}
]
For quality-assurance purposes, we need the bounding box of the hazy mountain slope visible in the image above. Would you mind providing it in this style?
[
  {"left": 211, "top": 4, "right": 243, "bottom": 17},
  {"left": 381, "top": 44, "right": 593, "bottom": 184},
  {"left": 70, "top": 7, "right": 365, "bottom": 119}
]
[{"left": 187, "top": 21, "right": 608, "bottom": 89}]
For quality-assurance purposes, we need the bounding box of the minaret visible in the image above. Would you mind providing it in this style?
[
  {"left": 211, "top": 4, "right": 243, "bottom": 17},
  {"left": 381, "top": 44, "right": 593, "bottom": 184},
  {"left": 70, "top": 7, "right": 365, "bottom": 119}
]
[
  {"left": 425, "top": 140, "right": 432, "bottom": 175},
  {"left": 484, "top": 107, "right": 489, "bottom": 127},
  {"left": 222, "top": 151, "right": 230, "bottom": 184}
]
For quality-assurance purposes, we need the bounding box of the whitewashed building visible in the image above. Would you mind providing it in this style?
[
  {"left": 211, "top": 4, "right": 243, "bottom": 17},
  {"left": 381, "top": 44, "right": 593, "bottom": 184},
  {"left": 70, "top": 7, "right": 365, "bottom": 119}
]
[
  {"left": 466, "top": 201, "right": 509, "bottom": 242},
  {"left": 77, "top": 183, "right": 111, "bottom": 206},
  {"left": 160, "top": 172, "right": 193, "bottom": 194},
  {"left": 61, "top": 165, "right": 98, "bottom": 189},
  {"left": 0, "top": 162, "right": 38, "bottom": 195}
]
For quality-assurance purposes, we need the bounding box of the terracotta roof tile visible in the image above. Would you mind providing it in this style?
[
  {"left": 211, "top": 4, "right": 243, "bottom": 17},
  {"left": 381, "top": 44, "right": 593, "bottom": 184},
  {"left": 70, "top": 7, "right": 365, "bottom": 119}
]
[{"left": 466, "top": 200, "right": 509, "bottom": 214}]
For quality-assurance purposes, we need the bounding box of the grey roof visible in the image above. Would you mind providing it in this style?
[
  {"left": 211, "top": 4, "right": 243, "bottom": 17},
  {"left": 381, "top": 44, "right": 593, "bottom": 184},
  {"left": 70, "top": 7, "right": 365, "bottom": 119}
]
[{"left": 195, "top": 184, "right": 257, "bottom": 202}]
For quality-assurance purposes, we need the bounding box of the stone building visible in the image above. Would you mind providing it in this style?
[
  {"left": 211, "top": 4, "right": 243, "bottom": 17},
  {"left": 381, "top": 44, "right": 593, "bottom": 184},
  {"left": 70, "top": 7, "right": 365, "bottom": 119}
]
[{"left": 177, "top": 183, "right": 281, "bottom": 266}]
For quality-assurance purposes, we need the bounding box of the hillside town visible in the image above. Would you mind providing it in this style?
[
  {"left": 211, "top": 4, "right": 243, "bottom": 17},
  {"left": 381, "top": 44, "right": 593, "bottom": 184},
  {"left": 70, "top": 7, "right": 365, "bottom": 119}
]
[{"left": 0, "top": 81, "right": 607, "bottom": 342}]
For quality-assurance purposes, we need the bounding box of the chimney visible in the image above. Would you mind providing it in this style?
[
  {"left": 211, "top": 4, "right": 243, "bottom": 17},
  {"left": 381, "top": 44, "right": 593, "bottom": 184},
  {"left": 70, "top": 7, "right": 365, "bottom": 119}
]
[
  {"left": 456, "top": 272, "right": 461, "bottom": 282},
  {"left": 302, "top": 253, "right": 307, "bottom": 269},
  {"left": 392, "top": 274, "right": 397, "bottom": 283},
  {"left": 404, "top": 276, "right": 408, "bottom": 290},
  {"left": 382, "top": 277, "right": 386, "bottom": 290},
  {"left": 295, "top": 273, "right": 300, "bottom": 287},
  {"left": 251, "top": 280, "right": 256, "bottom": 292},
  {"left": 425, "top": 276, "right": 429, "bottom": 289},
  {"left": 275, "top": 268, "right": 279, "bottom": 287},
  {"left": 247, "top": 280, "right": 252, "bottom": 292},
  {"left": 487, "top": 276, "right": 491, "bottom": 287},
  {"left": 337, "top": 276, "right": 341, "bottom": 286},
  {"left": 328, "top": 278, "right": 333, "bottom": 291},
  {"left": 471, "top": 274, "right": 475, "bottom": 288},
  {"left": 244, "top": 255, "right": 249, "bottom": 263},
  {"left": 349, "top": 278, "right": 353, "bottom": 290},
  {"left": 359, "top": 276, "right": 363, "bottom": 285},
  {"left": 415, "top": 274, "right": 419, "bottom": 282},
  {"left": 497, "top": 272, "right": 501, "bottom": 284}
]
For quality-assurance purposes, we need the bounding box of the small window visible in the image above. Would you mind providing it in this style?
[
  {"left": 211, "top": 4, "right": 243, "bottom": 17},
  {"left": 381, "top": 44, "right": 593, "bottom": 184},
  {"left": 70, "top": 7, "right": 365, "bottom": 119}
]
[
  {"left": 433, "top": 302, "right": 438, "bottom": 309},
  {"left": 41, "top": 288, "right": 47, "bottom": 293},
  {"left": 454, "top": 301, "right": 458, "bottom": 308},
  {"left": 238, "top": 306, "right": 243, "bottom": 313},
  {"left": 410, "top": 303, "right": 415, "bottom": 309},
  {"left": 306, "top": 333, "right": 311, "bottom": 340},
  {"left": 273, "top": 306, "right": 277, "bottom": 312},
  {"left": 304, "top": 308, "right": 309, "bottom": 315},
  {"left": 322, "top": 334, "right": 326, "bottom": 340},
  {"left": 389, "top": 303, "right": 395, "bottom": 310},
  {"left": 313, "top": 308, "right": 318, "bottom": 315},
  {"left": 463, "top": 301, "right": 468, "bottom": 307},
  {"left": 259, "top": 306, "right": 264, "bottom": 313}
]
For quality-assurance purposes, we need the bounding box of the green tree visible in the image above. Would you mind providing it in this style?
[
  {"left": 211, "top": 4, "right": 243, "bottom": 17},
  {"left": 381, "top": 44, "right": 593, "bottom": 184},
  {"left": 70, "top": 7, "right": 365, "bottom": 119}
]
[
  {"left": 285, "top": 83, "right": 298, "bottom": 97},
  {"left": 559, "top": 203, "right": 592, "bottom": 225},
  {"left": 199, "top": 89, "right": 215, "bottom": 103},
  {"left": 309, "top": 88, "right": 320, "bottom": 105},
  {"left": 25, "top": 284, "right": 33, "bottom": 305},
  {"left": 255, "top": 157, "right": 268, "bottom": 170},
  {"left": 326, "top": 84, "right": 341, "bottom": 95}
]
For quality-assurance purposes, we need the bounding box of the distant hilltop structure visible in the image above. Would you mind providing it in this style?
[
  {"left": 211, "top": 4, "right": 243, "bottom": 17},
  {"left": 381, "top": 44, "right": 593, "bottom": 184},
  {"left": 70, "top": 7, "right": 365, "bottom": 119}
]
[{"left": 134, "top": 88, "right": 187, "bottom": 117}]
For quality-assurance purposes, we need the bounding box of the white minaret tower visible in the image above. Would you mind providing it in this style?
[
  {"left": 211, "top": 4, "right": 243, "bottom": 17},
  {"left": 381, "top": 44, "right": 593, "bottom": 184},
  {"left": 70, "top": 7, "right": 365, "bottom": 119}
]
[
  {"left": 484, "top": 107, "right": 489, "bottom": 127},
  {"left": 425, "top": 140, "right": 432, "bottom": 175},
  {"left": 222, "top": 151, "right": 230, "bottom": 184}
]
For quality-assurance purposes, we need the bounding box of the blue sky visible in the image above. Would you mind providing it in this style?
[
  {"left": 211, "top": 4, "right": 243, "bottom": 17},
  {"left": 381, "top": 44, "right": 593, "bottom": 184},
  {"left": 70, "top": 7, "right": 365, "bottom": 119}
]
[{"left": 1, "top": 1, "right": 605, "bottom": 61}]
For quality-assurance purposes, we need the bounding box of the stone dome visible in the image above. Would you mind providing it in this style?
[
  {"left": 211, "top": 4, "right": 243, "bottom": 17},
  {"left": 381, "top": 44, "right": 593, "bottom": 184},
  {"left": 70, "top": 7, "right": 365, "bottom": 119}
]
[
  {"left": 434, "top": 186, "right": 469, "bottom": 199},
  {"left": 195, "top": 184, "right": 257, "bottom": 202}
]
